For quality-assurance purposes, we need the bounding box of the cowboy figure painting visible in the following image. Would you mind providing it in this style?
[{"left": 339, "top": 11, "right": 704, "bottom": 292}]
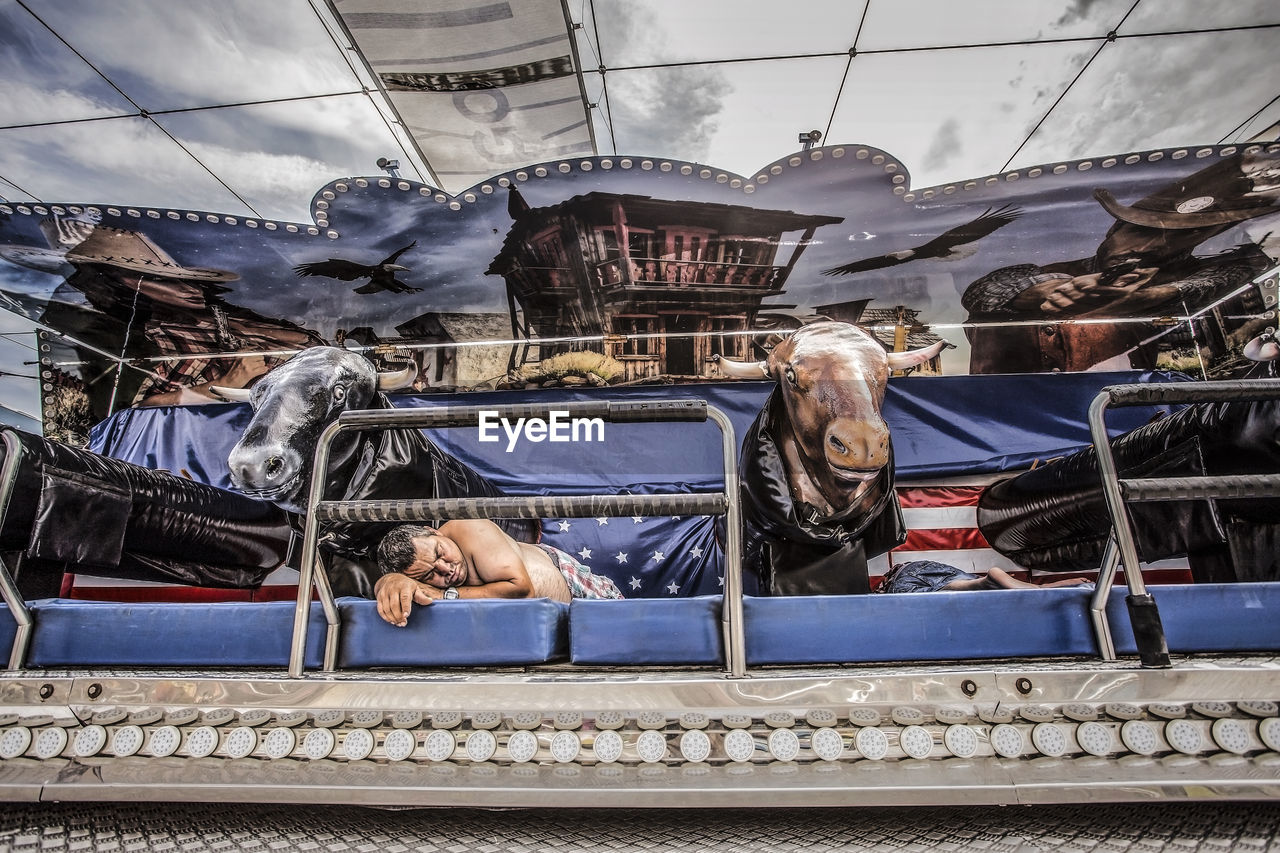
[
  {"left": 962, "top": 151, "right": 1280, "bottom": 374},
  {"left": 10, "top": 222, "right": 324, "bottom": 421}
]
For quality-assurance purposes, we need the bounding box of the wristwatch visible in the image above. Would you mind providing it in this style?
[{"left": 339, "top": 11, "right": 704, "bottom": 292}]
[{"left": 443, "top": 587, "right": 460, "bottom": 600}]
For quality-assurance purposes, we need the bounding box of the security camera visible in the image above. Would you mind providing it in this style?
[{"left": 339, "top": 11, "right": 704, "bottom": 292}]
[
  {"left": 376, "top": 157, "right": 400, "bottom": 170},
  {"left": 798, "top": 130, "right": 822, "bottom": 144}
]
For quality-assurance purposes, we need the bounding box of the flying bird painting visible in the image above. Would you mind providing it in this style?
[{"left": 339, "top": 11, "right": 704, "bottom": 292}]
[
  {"left": 293, "top": 241, "right": 422, "bottom": 294},
  {"left": 822, "top": 205, "right": 1022, "bottom": 276}
]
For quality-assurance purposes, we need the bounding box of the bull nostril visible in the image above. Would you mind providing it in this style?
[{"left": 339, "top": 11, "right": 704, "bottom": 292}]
[
  {"left": 828, "top": 435, "right": 848, "bottom": 455},
  {"left": 265, "top": 456, "right": 284, "bottom": 479}
]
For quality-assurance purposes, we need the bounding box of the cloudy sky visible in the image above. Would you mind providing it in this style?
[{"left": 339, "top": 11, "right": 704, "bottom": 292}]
[{"left": 0, "top": 0, "right": 1277, "bottom": 424}]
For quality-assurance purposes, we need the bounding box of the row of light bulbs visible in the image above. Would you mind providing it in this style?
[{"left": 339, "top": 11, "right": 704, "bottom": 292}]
[{"left": 1, "top": 701, "right": 1276, "bottom": 765}]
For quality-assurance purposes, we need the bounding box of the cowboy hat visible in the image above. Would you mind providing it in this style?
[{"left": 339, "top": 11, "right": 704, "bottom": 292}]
[
  {"left": 63, "top": 226, "right": 239, "bottom": 282},
  {"left": 1093, "top": 151, "right": 1280, "bottom": 230}
]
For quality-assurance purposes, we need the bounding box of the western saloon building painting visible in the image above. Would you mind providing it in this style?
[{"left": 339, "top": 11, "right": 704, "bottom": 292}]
[{"left": 487, "top": 191, "right": 844, "bottom": 381}]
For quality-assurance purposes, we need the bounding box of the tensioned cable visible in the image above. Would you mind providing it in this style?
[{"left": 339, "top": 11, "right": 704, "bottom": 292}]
[
  {"left": 1219, "top": 92, "right": 1280, "bottom": 144},
  {"left": 306, "top": 0, "right": 437, "bottom": 187},
  {"left": 999, "top": 0, "right": 1141, "bottom": 174},
  {"left": 14, "top": 0, "right": 262, "bottom": 218},
  {"left": 822, "top": 0, "right": 872, "bottom": 146},
  {"left": 586, "top": 0, "right": 618, "bottom": 155},
  {"left": 596, "top": 21, "right": 1280, "bottom": 73},
  {"left": 0, "top": 91, "right": 369, "bottom": 133}
]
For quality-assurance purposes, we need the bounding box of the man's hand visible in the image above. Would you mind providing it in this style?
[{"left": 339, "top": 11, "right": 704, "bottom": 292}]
[
  {"left": 1010, "top": 268, "right": 1169, "bottom": 317},
  {"left": 374, "top": 573, "right": 439, "bottom": 627}
]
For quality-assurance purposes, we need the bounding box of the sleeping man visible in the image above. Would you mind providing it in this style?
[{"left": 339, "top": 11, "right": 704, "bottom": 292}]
[{"left": 374, "top": 521, "right": 623, "bottom": 626}]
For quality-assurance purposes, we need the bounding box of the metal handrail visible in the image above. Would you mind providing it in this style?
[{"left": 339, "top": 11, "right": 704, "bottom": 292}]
[
  {"left": 0, "top": 431, "right": 34, "bottom": 670},
  {"left": 288, "top": 399, "right": 744, "bottom": 677},
  {"left": 1087, "top": 379, "right": 1280, "bottom": 667}
]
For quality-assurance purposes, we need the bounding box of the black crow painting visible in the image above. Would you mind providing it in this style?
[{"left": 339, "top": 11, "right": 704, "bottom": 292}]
[
  {"left": 822, "top": 205, "right": 1022, "bottom": 276},
  {"left": 293, "top": 241, "right": 422, "bottom": 294}
]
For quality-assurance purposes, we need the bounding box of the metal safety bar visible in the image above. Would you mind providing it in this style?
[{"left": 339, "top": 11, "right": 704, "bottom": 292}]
[
  {"left": 0, "top": 431, "right": 35, "bottom": 670},
  {"left": 1087, "top": 379, "right": 1280, "bottom": 668},
  {"left": 289, "top": 399, "right": 744, "bottom": 678}
]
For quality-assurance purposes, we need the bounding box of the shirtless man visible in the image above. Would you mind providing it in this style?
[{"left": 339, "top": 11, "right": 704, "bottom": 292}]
[{"left": 374, "top": 521, "right": 622, "bottom": 626}]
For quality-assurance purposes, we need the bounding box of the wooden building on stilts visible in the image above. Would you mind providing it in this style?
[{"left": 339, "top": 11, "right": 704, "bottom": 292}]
[{"left": 486, "top": 189, "right": 843, "bottom": 381}]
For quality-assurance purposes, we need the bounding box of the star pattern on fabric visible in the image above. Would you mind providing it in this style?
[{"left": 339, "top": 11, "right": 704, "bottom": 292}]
[
  {"left": 631, "top": 516, "right": 643, "bottom": 524},
  {"left": 614, "top": 551, "right": 628, "bottom": 564},
  {"left": 577, "top": 547, "right": 592, "bottom": 561},
  {"left": 651, "top": 551, "right": 666, "bottom": 563},
  {"left": 596, "top": 517, "right": 609, "bottom": 526},
  {"left": 629, "top": 576, "right": 642, "bottom": 590},
  {"left": 690, "top": 545, "right": 704, "bottom": 559},
  {"left": 666, "top": 581, "right": 680, "bottom": 595},
  {"left": 557, "top": 520, "right": 571, "bottom": 532}
]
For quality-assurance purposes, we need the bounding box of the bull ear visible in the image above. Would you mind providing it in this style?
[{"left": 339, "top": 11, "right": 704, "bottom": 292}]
[
  {"left": 208, "top": 385, "right": 252, "bottom": 402},
  {"left": 886, "top": 340, "right": 947, "bottom": 371},
  {"left": 710, "top": 354, "right": 770, "bottom": 380},
  {"left": 376, "top": 363, "right": 418, "bottom": 391}
]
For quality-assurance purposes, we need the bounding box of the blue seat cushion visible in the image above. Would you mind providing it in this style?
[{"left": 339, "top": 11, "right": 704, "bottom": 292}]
[
  {"left": 570, "top": 596, "right": 723, "bottom": 665},
  {"left": 744, "top": 588, "right": 1098, "bottom": 665},
  {"left": 26, "top": 599, "right": 327, "bottom": 667},
  {"left": 1110, "top": 583, "right": 1280, "bottom": 654},
  {"left": 337, "top": 597, "right": 568, "bottom": 667},
  {"left": 744, "top": 582, "right": 1280, "bottom": 665}
]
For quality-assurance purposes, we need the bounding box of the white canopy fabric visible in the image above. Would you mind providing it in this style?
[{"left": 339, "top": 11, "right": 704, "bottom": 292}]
[{"left": 1, "top": 0, "right": 1275, "bottom": 222}]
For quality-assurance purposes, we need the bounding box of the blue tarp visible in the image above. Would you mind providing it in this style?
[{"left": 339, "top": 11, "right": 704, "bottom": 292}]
[
  {"left": 88, "top": 371, "right": 1184, "bottom": 598},
  {"left": 92, "top": 370, "right": 1183, "bottom": 489}
]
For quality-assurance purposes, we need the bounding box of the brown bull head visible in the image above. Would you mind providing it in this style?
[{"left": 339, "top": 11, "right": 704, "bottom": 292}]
[{"left": 719, "top": 321, "right": 946, "bottom": 517}]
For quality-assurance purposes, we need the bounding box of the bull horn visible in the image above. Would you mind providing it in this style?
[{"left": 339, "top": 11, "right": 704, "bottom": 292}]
[
  {"left": 376, "top": 363, "right": 418, "bottom": 391},
  {"left": 886, "top": 340, "right": 948, "bottom": 371},
  {"left": 208, "top": 385, "right": 252, "bottom": 402},
  {"left": 710, "top": 354, "right": 769, "bottom": 380}
]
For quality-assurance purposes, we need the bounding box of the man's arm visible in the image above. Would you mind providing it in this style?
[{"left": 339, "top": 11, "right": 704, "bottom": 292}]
[{"left": 447, "top": 520, "right": 534, "bottom": 599}]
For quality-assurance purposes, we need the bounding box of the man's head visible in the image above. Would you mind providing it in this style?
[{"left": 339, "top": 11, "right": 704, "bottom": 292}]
[
  {"left": 1093, "top": 219, "right": 1227, "bottom": 271},
  {"left": 376, "top": 523, "right": 465, "bottom": 589}
]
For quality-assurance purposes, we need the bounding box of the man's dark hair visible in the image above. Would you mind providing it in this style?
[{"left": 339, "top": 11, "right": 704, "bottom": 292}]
[{"left": 376, "top": 523, "right": 438, "bottom": 575}]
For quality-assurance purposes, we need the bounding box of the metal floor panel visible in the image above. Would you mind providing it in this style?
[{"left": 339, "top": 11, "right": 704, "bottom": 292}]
[{"left": 0, "top": 802, "right": 1279, "bottom": 852}]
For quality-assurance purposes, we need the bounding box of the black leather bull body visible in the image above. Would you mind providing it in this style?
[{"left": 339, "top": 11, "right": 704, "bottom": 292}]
[
  {"left": 218, "top": 347, "right": 537, "bottom": 596},
  {"left": 1, "top": 427, "right": 291, "bottom": 599},
  {"left": 978, "top": 362, "right": 1280, "bottom": 583},
  {"left": 716, "top": 322, "right": 946, "bottom": 595}
]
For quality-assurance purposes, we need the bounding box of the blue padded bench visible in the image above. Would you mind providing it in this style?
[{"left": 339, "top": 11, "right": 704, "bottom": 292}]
[
  {"left": 24, "top": 600, "right": 327, "bottom": 668},
  {"left": 743, "top": 583, "right": 1280, "bottom": 665},
  {"left": 337, "top": 598, "right": 569, "bottom": 667},
  {"left": 570, "top": 596, "right": 723, "bottom": 666},
  {"left": 1115, "top": 583, "right": 1280, "bottom": 654},
  {"left": 744, "top": 587, "right": 1098, "bottom": 664}
]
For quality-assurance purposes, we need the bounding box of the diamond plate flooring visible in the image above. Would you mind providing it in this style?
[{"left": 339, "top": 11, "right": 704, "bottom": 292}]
[{"left": 0, "top": 802, "right": 1278, "bottom": 852}]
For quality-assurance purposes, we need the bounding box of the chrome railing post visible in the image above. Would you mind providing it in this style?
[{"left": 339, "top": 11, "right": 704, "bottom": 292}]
[
  {"left": 288, "top": 418, "right": 344, "bottom": 678},
  {"left": 0, "top": 431, "right": 34, "bottom": 671},
  {"left": 707, "top": 406, "right": 745, "bottom": 677},
  {"left": 1088, "top": 390, "right": 1170, "bottom": 668}
]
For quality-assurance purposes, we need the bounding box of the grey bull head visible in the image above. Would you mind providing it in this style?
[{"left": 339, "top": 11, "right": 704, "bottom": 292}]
[
  {"left": 213, "top": 346, "right": 415, "bottom": 513},
  {"left": 716, "top": 321, "right": 945, "bottom": 518}
]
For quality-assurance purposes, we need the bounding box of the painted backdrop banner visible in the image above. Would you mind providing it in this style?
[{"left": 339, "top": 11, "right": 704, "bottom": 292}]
[{"left": 0, "top": 142, "right": 1276, "bottom": 440}]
